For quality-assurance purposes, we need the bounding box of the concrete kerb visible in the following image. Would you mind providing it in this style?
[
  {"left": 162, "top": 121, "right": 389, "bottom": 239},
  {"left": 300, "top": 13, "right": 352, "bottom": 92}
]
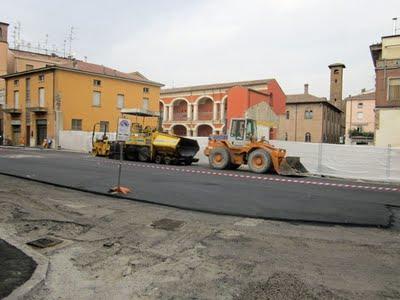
[
  {"left": 0, "top": 145, "right": 87, "bottom": 154},
  {"left": 0, "top": 227, "right": 49, "bottom": 300}
]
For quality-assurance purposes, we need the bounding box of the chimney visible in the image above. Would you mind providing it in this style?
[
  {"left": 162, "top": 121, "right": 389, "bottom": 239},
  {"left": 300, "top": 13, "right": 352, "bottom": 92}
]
[
  {"left": 361, "top": 88, "right": 366, "bottom": 93},
  {"left": 72, "top": 58, "right": 77, "bottom": 68},
  {"left": 393, "top": 17, "right": 398, "bottom": 35},
  {"left": 304, "top": 83, "right": 309, "bottom": 94}
]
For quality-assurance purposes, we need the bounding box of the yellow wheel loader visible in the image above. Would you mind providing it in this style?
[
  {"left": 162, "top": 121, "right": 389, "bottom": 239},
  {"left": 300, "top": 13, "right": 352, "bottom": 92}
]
[{"left": 204, "top": 118, "right": 308, "bottom": 176}]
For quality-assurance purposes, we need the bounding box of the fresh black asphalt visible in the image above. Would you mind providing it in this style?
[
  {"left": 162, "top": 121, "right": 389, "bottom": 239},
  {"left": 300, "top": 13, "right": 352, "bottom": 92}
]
[
  {"left": 0, "top": 239, "right": 37, "bottom": 299},
  {"left": 0, "top": 147, "right": 399, "bottom": 227}
]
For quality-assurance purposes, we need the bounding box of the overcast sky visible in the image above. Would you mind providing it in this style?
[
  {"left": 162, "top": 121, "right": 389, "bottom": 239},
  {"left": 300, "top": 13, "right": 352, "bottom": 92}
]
[{"left": 2, "top": 0, "right": 399, "bottom": 97}]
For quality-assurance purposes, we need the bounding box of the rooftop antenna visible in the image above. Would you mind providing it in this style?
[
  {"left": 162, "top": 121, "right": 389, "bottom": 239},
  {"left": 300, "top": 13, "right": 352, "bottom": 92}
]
[
  {"left": 17, "top": 21, "right": 21, "bottom": 48},
  {"left": 63, "top": 39, "right": 67, "bottom": 57},
  {"left": 68, "top": 26, "right": 75, "bottom": 57},
  {"left": 44, "top": 34, "right": 49, "bottom": 54},
  {"left": 393, "top": 17, "right": 399, "bottom": 35}
]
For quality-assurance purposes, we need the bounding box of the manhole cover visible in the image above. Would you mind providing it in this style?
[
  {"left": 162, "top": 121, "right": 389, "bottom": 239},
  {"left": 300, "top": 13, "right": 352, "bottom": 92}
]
[
  {"left": 151, "top": 218, "right": 184, "bottom": 231},
  {"left": 27, "top": 237, "right": 63, "bottom": 248}
]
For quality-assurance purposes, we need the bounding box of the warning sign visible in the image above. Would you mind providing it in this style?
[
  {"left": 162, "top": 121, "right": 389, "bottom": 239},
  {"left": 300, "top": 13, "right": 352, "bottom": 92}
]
[{"left": 117, "top": 118, "right": 132, "bottom": 141}]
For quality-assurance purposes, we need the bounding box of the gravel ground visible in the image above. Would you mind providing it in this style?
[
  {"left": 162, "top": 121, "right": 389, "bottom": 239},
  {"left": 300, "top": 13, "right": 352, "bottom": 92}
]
[{"left": 0, "top": 174, "right": 399, "bottom": 299}]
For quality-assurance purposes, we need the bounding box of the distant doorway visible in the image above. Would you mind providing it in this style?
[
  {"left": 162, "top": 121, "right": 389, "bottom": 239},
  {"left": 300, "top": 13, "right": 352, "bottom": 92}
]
[
  {"left": 12, "top": 125, "right": 21, "bottom": 145},
  {"left": 36, "top": 119, "right": 47, "bottom": 146},
  {"left": 26, "top": 126, "right": 30, "bottom": 146}
]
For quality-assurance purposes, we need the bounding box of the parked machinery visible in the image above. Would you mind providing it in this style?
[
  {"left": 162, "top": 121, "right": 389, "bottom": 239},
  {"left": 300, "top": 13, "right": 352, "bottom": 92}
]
[
  {"left": 91, "top": 122, "right": 111, "bottom": 157},
  {"left": 92, "top": 109, "right": 200, "bottom": 165},
  {"left": 204, "top": 118, "right": 308, "bottom": 175}
]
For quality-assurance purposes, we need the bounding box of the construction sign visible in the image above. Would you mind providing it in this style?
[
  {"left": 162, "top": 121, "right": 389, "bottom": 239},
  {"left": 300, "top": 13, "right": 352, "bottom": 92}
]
[{"left": 117, "top": 118, "right": 132, "bottom": 141}]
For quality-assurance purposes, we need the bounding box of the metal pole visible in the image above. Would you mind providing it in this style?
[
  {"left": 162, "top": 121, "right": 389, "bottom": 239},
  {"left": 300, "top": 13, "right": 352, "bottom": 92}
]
[
  {"left": 387, "top": 144, "right": 392, "bottom": 180},
  {"left": 117, "top": 141, "right": 123, "bottom": 189}
]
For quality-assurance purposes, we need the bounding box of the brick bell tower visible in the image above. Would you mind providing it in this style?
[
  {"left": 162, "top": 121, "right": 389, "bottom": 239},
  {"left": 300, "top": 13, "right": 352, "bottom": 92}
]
[
  {"left": 328, "top": 63, "right": 346, "bottom": 110},
  {"left": 0, "top": 22, "right": 9, "bottom": 77}
]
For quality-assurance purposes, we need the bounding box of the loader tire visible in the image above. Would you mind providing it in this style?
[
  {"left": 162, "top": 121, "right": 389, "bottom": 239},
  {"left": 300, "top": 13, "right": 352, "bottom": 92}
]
[
  {"left": 155, "top": 155, "right": 163, "bottom": 164},
  {"left": 138, "top": 147, "right": 150, "bottom": 162},
  {"left": 229, "top": 163, "right": 241, "bottom": 170},
  {"left": 248, "top": 149, "right": 271, "bottom": 174},
  {"left": 209, "top": 148, "right": 230, "bottom": 170}
]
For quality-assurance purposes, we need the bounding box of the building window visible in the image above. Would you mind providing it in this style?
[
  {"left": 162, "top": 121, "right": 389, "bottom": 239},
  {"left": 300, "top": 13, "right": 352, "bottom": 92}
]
[
  {"left": 304, "top": 109, "right": 313, "bottom": 119},
  {"left": 117, "top": 94, "right": 124, "bottom": 109},
  {"left": 92, "top": 91, "right": 101, "bottom": 107},
  {"left": 39, "top": 87, "right": 45, "bottom": 107},
  {"left": 38, "top": 74, "right": 45, "bottom": 82},
  {"left": 143, "top": 97, "right": 149, "bottom": 110},
  {"left": 93, "top": 79, "right": 101, "bottom": 87},
  {"left": 388, "top": 78, "right": 400, "bottom": 101},
  {"left": 357, "top": 112, "right": 363, "bottom": 120},
  {"left": 14, "top": 91, "right": 19, "bottom": 108},
  {"left": 14, "top": 79, "right": 19, "bottom": 86},
  {"left": 357, "top": 102, "right": 363, "bottom": 109},
  {"left": 71, "top": 119, "right": 82, "bottom": 131},
  {"left": 305, "top": 132, "right": 311, "bottom": 142},
  {"left": 143, "top": 87, "right": 150, "bottom": 93},
  {"left": 100, "top": 121, "right": 109, "bottom": 133},
  {"left": 286, "top": 110, "right": 290, "bottom": 119},
  {"left": 334, "top": 69, "right": 339, "bottom": 75},
  {"left": 26, "top": 64, "right": 34, "bottom": 71},
  {"left": 285, "top": 132, "right": 288, "bottom": 141}
]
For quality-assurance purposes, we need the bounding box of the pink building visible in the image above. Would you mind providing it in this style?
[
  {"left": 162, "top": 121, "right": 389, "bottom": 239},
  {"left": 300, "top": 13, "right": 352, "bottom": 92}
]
[{"left": 345, "top": 90, "right": 375, "bottom": 145}]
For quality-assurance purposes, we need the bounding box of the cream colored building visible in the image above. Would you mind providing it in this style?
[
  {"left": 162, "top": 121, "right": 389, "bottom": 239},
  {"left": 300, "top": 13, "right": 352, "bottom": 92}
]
[
  {"left": 370, "top": 34, "right": 400, "bottom": 148},
  {"left": 344, "top": 90, "right": 375, "bottom": 145}
]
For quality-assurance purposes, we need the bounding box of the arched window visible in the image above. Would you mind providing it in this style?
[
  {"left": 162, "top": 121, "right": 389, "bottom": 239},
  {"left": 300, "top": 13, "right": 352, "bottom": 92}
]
[
  {"left": 334, "top": 69, "right": 339, "bottom": 75},
  {"left": 305, "top": 132, "right": 311, "bottom": 142}
]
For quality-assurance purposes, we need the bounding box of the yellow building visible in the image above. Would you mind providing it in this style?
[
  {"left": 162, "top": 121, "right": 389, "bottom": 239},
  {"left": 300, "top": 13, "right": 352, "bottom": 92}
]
[
  {"left": 1, "top": 21, "right": 73, "bottom": 143},
  {"left": 2, "top": 60, "right": 163, "bottom": 150}
]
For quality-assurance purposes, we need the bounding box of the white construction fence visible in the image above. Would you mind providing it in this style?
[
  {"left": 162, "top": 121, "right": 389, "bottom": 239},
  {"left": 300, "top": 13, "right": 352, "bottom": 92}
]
[
  {"left": 58, "top": 131, "right": 400, "bottom": 182},
  {"left": 190, "top": 137, "right": 400, "bottom": 182}
]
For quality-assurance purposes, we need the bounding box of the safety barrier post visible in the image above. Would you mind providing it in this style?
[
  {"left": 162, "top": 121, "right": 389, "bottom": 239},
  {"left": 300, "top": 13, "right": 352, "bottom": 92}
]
[
  {"left": 317, "top": 142, "right": 323, "bottom": 174},
  {"left": 386, "top": 144, "right": 392, "bottom": 180}
]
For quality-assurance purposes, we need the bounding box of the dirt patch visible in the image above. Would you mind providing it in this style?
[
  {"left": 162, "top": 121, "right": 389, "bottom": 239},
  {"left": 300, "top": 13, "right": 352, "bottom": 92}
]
[
  {"left": 151, "top": 218, "right": 185, "bottom": 231},
  {"left": 235, "top": 272, "right": 341, "bottom": 300}
]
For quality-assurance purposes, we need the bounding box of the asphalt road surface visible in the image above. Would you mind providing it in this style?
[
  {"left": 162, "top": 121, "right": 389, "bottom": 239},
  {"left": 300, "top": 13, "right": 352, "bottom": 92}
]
[
  {"left": 0, "top": 147, "right": 399, "bottom": 227},
  {"left": 0, "top": 239, "right": 37, "bottom": 299}
]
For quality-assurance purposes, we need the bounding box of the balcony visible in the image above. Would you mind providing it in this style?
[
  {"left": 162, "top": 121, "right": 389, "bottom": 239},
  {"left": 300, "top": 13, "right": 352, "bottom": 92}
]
[
  {"left": 198, "top": 111, "right": 212, "bottom": 121},
  {"left": 348, "top": 129, "right": 374, "bottom": 140},
  {"left": 30, "top": 106, "right": 48, "bottom": 114},
  {"left": 3, "top": 107, "right": 22, "bottom": 115},
  {"left": 173, "top": 112, "right": 188, "bottom": 121}
]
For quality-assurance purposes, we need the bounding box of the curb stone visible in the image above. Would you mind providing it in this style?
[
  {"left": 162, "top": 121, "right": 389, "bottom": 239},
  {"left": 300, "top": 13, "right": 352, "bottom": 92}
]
[{"left": 0, "top": 228, "right": 49, "bottom": 300}]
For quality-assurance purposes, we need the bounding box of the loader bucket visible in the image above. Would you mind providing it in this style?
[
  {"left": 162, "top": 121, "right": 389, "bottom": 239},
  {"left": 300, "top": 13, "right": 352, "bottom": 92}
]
[{"left": 278, "top": 156, "right": 308, "bottom": 176}]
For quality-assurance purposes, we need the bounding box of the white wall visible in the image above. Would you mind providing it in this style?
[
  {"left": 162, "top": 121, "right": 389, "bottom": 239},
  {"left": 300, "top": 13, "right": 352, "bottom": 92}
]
[
  {"left": 192, "top": 137, "right": 400, "bottom": 182},
  {"left": 59, "top": 132, "right": 400, "bottom": 182},
  {"left": 59, "top": 130, "right": 116, "bottom": 153}
]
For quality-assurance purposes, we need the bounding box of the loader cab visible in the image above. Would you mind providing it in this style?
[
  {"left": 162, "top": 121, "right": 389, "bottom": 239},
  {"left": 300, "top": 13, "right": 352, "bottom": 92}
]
[{"left": 228, "top": 118, "right": 257, "bottom": 146}]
